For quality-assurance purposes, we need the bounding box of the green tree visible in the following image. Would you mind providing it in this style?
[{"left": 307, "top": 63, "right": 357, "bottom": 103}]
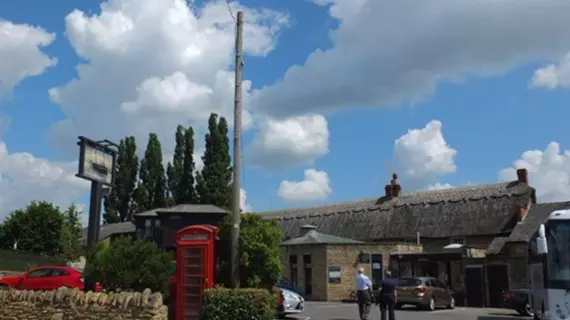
[
  {"left": 196, "top": 113, "right": 232, "bottom": 207},
  {"left": 59, "top": 204, "right": 84, "bottom": 261},
  {"left": 218, "top": 213, "right": 282, "bottom": 288},
  {"left": 167, "top": 125, "right": 197, "bottom": 205},
  {"left": 136, "top": 133, "right": 167, "bottom": 211},
  {"left": 104, "top": 136, "right": 139, "bottom": 223},
  {"left": 84, "top": 237, "right": 172, "bottom": 296},
  {"left": 0, "top": 201, "right": 66, "bottom": 256}
]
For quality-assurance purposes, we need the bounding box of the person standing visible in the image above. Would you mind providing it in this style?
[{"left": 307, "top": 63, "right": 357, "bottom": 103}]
[
  {"left": 376, "top": 269, "right": 397, "bottom": 320},
  {"left": 355, "top": 267, "right": 373, "bottom": 320}
]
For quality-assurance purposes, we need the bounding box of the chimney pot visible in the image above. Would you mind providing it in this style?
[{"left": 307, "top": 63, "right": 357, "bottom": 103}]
[
  {"left": 516, "top": 168, "right": 528, "bottom": 184},
  {"left": 390, "top": 173, "right": 401, "bottom": 197}
]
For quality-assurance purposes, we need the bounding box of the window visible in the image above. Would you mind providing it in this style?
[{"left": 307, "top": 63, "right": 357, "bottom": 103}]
[
  {"left": 51, "top": 268, "right": 68, "bottom": 276},
  {"left": 289, "top": 255, "right": 298, "bottom": 286},
  {"left": 26, "top": 268, "right": 52, "bottom": 278},
  {"left": 328, "top": 266, "right": 341, "bottom": 284},
  {"left": 450, "top": 237, "right": 466, "bottom": 245},
  {"left": 397, "top": 278, "right": 422, "bottom": 286},
  {"left": 144, "top": 219, "right": 152, "bottom": 239},
  {"left": 303, "top": 255, "right": 312, "bottom": 295}
]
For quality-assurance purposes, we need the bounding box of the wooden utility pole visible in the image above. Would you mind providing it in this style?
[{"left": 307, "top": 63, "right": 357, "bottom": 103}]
[{"left": 230, "top": 11, "right": 244, "bottom": 288}]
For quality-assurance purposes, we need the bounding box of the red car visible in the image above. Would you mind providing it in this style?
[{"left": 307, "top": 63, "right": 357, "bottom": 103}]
[{"left": 0, "top": 265, "right": 102, "bottom": 292}]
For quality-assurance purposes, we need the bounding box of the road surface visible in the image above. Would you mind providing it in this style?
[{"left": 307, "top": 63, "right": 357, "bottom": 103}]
[{"left": 287, "top": 302, "right": 531, "bottom": 320}]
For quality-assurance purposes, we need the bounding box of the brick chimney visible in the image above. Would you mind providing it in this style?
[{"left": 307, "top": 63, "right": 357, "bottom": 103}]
[
  {"left": 516, "top": 168, "right": 528, "bottom": 184},
  {"left": 391, "top": 173, "right": 401, "bottom": 197},
  {"left": 384, "top": 184, "right": 393, "bottom": 199}
]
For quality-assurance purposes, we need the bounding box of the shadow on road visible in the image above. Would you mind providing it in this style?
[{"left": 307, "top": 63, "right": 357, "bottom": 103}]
[{"left": 477, "top": 314, "right": 529, "bottom": 320}]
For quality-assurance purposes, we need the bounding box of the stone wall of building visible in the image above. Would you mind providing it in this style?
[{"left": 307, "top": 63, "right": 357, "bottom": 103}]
[
  {"left": 280, "top": 244, "right": 328, "bottom": 301},
  {"left": 0, "top": 287, "right": 168, "bottom": 320},
  {"left": 325, "top": 243, "right": 422, "bottom": 302}
]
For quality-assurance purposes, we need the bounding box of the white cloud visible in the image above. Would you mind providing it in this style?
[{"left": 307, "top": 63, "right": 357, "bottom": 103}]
[
  {"left": 245, "top": 114, "right": 329, "bottom": 170},
  {"left": 499, "top": 142, "right": 570, "bottom": 202},
  {"left": 277, "top": 168, "right": 331, "bottom": 202},
  {"left": 425, "top": 183, "right": 454, "bottom": 191},
  {"left": 0, "top": 20, "right": 57, "bottom": 96},
  {"left": 530, "top": 53, "right": 570, "bottom": 89},
  {"left": 48, "top": 0, "right": 288, "bottom": 153},
  {"left": 0, "top": 141, "right": 89, "bottom": 221},
  {"left": 240, "top": 188, "right": 252, "bottom": 212},
  {"left": 391, "top": 120, "right": 457, "bottom": 188},
  {"left": 252, "top": 0, "right": 570, "bottom": 118}
]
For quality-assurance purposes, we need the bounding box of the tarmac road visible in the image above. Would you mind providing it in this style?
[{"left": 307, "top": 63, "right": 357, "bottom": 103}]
[{"left": 286, "top": 302, "right": 532, "bottom": 320}]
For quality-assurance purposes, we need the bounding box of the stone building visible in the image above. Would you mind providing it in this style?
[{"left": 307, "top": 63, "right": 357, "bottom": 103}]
[
  {"left": 261, "top": 169, "right": 567, "bottom": 306},
  {"left": 279, "top": 224, "right": 422, "bottom": 301}
]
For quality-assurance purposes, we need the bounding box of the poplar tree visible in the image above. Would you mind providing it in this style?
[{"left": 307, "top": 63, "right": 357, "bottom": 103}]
[
  {"left": 136, "top": 133, "right": 167, "bottom": 211},
  {"left": 196, "top": 113, "right": 232, "bottom": 207},
  {"left": 167, "top": 125, "right": 197, "bottom": 205},
  {"left": 103, "top": 136, "right": 139, "bottom": 223}
]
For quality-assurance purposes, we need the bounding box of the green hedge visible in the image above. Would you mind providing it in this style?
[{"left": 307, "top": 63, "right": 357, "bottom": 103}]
[
  {"left": 0, "top": 249, "right": 66, "bottom": 271},
  {"left": 202, "top": 287, "right": 276, "bottom": 320}
]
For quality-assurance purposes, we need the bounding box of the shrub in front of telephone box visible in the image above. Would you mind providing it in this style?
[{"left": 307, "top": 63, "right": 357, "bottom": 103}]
[{"left": 202, "top": 287, "right": 276, "bottom": 320}]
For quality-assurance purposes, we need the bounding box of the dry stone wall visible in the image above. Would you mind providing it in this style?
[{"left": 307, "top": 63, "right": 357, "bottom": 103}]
[{"left": 0, "top": 287, "right": 168, "bottom": 320}]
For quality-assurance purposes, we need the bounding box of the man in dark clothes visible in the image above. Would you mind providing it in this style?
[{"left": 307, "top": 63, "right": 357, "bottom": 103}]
[
  {"left": 355, "top": 267, "right": 373, "bottom": 320},
  {"left": 376, "top": 270, "right": 397, "bottom": 320}
]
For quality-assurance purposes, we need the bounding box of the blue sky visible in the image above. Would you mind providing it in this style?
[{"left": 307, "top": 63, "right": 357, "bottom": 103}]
[{"left": 1, "top": 0, "right": 570, "bottom": 222}]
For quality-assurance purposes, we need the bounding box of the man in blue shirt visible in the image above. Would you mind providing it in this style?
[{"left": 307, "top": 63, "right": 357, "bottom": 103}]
[
  {"left": 376, "top": 270, "right": 397, "bottom": 320},
  {"left": 355, "top": 267, "right": 372, "bottom": 320}
]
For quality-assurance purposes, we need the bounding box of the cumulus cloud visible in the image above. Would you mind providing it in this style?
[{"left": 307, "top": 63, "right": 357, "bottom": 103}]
[
  {"left": 252, "top": 0, "right": 570, "bottom": 118},
  {"left": 240, "top": 188, "right": 252, "bottom": 212},
  {"left": 0, "top": 20, "right": 57, "bottom": 96},
  {"left": 0, "top": 141, "right": 89, "bottom": 221},
  {"left": 277, "top": 168, "right": 331, "bottom": 202},
  {"left": 390, "top": 120, "right": 457, "bottom": 189},
  {"left": 245, "top": 114, "right": 329, "bottom": 170},
  {"left": 48, "top": 0, "right": 288, "bottom": 153},
  {"left": 425, "top": 183, "right": 454, "bottom": 191},
  {"left": 530, "top": 53, "right": 570, "bottom": 89},
  {"left": 499, "top": 142, "right": 570, "bottom": 202}
]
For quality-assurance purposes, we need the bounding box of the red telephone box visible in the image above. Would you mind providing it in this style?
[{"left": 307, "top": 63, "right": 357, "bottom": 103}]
[{"left": 176, "top": 224, "right": 219, "bottom": 320}]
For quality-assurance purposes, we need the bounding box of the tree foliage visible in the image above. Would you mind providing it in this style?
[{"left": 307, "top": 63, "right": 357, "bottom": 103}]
[
  {"left": 196, "top": 113, "right": 232, "bottom": 208},
  {"left": 0, "top": 201, "right": 82, "bottom": 259},
  {"left": 167, "top": 125, "right": 197, "bottom": 205},
  {"left": 104, "top": 136, "right": 139, "bottom": 223},
  {"left": 84, "top": 237, "right": 172, "bottom": 296},
  {"left": 136, "top": 133, "right": 167, "bottom": 211},
  {"left": 218, "top": 213, "right": 282, "bottom": 288}
]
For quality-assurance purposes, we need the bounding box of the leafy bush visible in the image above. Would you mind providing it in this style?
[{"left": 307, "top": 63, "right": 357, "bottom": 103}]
[
  {"left": 202, "top": 287, "right": 276, "bottom": 320},
  {"left": 84, "top": 236, "right": 172, "bottom": 296},
  {"left": 217, "top": 213, "right": 282, "bottom": 288}
]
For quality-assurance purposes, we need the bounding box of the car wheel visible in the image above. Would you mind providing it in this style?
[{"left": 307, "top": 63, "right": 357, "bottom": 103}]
[
  {"left": 0, "top": 284, "right": 8, "bottom": 290},
  {"left": 521, "top": 304, "right": 534, "bottom": 317},
  {"left": 447, "top": 297, "right": 455, "bottom": 309},
  {"left": 277, "top": 314, "right": 287, "bottom": 319},
  {"left": 426, "top": 297, "right": 436, "bottom": 311}
]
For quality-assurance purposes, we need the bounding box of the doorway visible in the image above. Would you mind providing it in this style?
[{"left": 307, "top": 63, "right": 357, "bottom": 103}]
[
  {"left": 486, "top": 264, "right": 509, "bottom": 308},
  {"left": 465, "top": 266, "right": 485, "bottom": 307},
  {"left": 303, "top": 255, "right": 312, "bottom": 296}
]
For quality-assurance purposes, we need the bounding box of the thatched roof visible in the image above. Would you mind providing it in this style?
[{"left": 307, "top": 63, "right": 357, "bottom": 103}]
[
  {"left": 261, "top": 181, "right": 535, "bottom": 241},
  {"left": 506, "top": 201, "right": 570, "bottom": 243}
]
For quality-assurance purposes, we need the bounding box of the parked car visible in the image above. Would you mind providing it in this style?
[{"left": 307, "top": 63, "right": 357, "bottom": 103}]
[
  {"left": 0, "top": 265, "right": 101, "bottom": 292},
  {"left": 502, "top": 288, "right": 533, "bottom": 317},
  {"left": 275, "top": 277, "right": 299, "bottom": 294},
  {"left": 276, "top": 286, "right": 305, "bottom": 319},
  {"left": 395, "top": 277, "right": 455, "bottom": 311}
]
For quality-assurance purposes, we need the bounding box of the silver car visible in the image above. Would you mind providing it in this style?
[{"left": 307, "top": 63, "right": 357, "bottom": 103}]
[{"left": 277, "top": 288, "right": 305, "bottom": 319}]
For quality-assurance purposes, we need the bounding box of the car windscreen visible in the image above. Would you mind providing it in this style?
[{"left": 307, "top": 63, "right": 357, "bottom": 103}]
[{"left": 397, "top": 278, "right": 422, "bottom": 286}]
